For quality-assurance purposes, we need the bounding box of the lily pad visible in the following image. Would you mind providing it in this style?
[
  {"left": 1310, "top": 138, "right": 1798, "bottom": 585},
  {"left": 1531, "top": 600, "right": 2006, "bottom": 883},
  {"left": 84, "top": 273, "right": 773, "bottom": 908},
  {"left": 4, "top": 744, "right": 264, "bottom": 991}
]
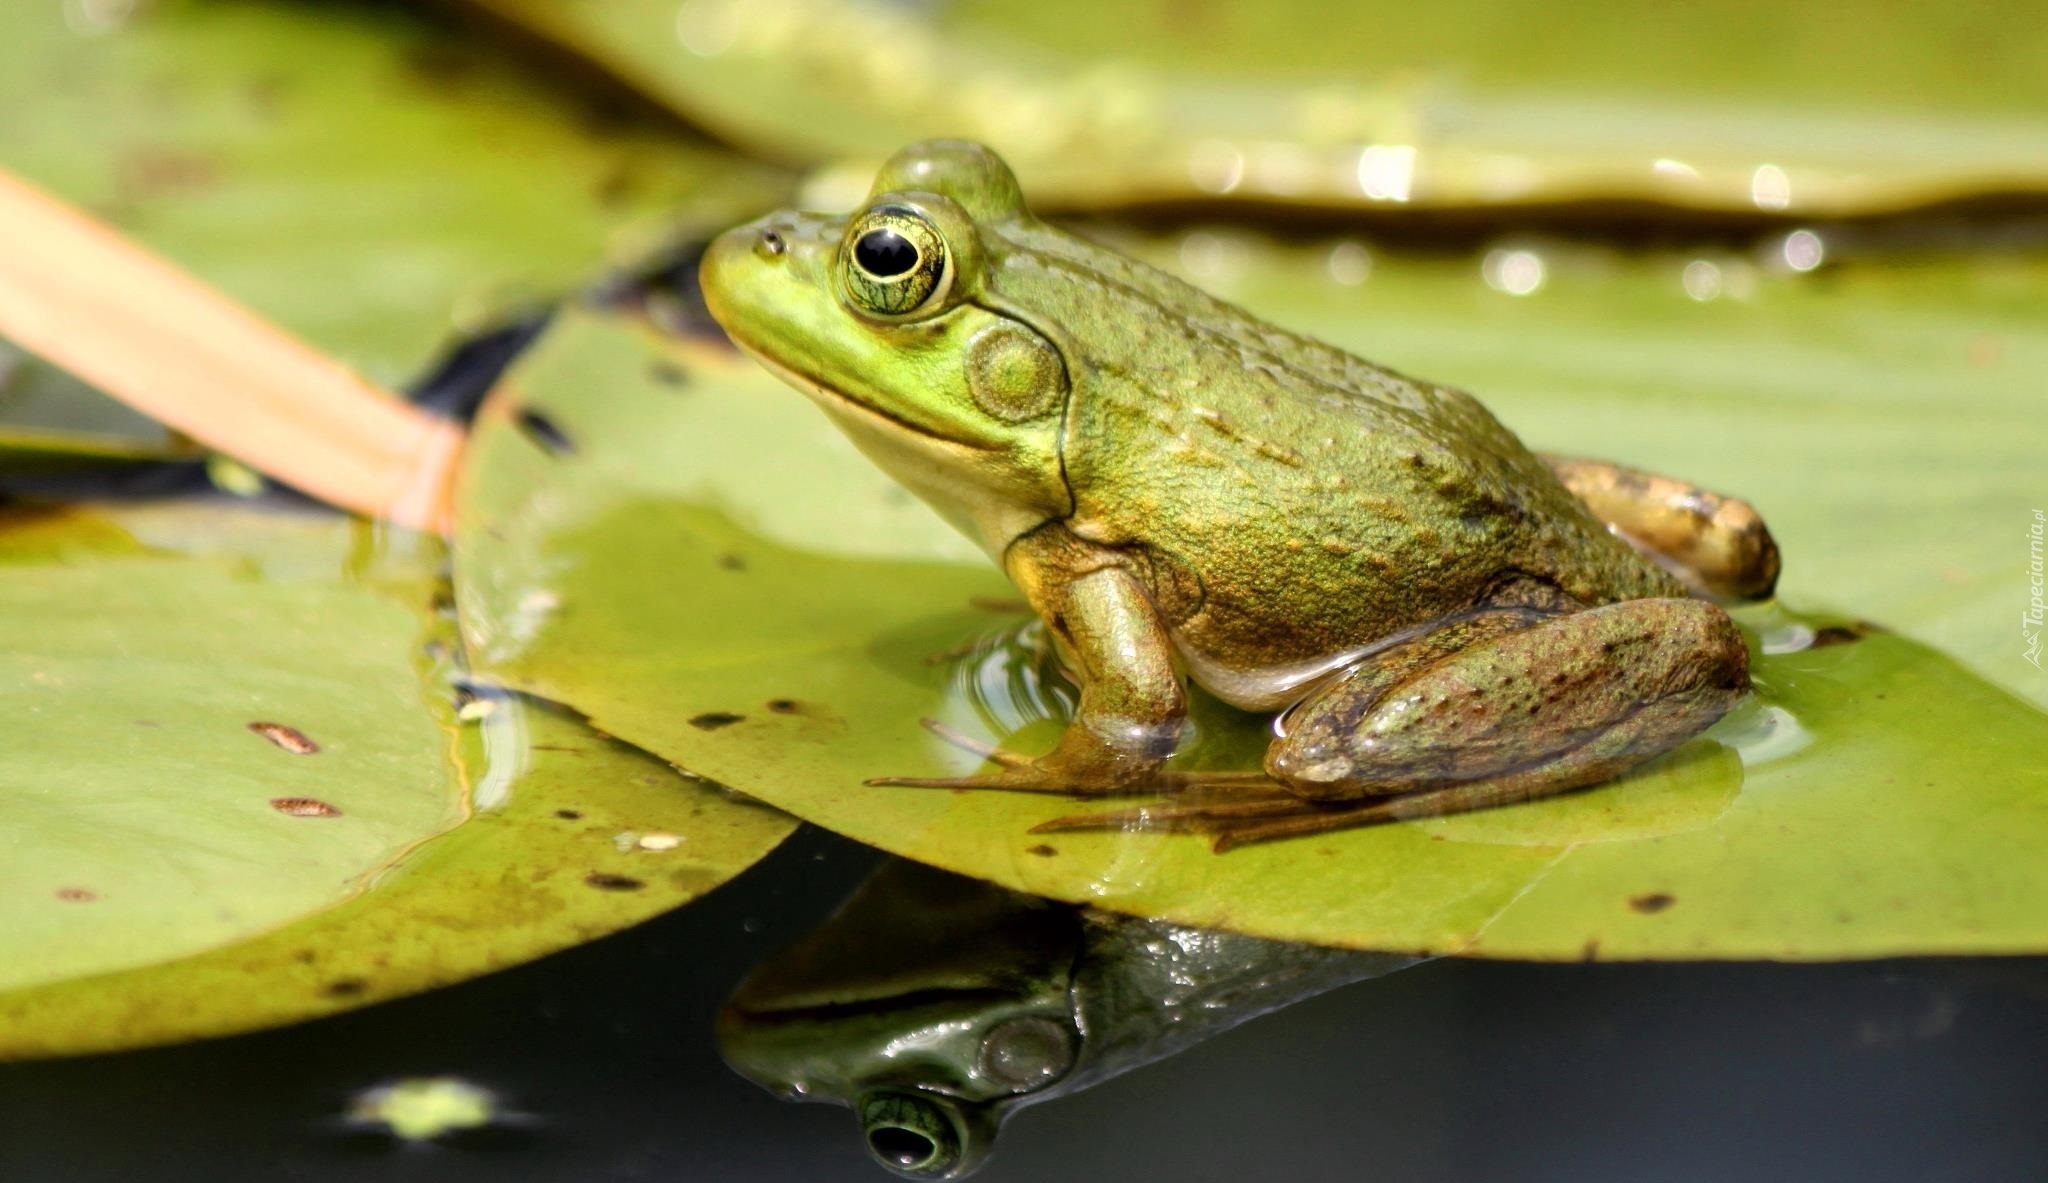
[
  {"left": 454, "top": 242, "right": 2048, "bottom": 960},
  {"left": 0, "top": 0, "right": 787, "bottom": 388},
  {"left": 453, "top": 0, "right": 2048, "bottom": 217},
  {"left": 0, "top": 498, "right": 794, "bottom": 1059},
  {"left": 0, "top": 341, "right": 198, "bottom": 471}
]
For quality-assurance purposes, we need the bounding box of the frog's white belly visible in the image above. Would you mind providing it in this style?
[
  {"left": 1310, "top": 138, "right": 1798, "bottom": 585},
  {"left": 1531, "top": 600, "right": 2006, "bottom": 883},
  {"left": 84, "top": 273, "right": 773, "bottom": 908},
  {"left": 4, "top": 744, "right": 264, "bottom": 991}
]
[
  {"left": 1171, "top": 616, "right": 1447, "bottom": 715},
  {"left": 1172, "top": 637, "right": 1364, "bottom": 714}
]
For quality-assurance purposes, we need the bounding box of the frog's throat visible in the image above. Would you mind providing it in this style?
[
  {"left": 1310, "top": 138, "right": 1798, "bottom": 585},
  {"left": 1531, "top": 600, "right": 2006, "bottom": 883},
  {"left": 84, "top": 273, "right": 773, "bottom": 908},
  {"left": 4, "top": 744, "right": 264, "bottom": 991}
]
[{"left": 733, "top": 341, "right": 1054, "bottom": 561}]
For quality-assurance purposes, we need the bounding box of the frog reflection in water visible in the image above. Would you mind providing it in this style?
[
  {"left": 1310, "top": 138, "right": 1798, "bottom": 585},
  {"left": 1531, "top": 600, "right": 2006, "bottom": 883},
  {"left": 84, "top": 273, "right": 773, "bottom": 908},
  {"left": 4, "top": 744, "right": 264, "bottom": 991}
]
[
  {"left": 699, "top": 140, "right": 1780, "bottom": 849},
  {"left": 718, "top": 858, "right": 1419, "bottom": 1179}
]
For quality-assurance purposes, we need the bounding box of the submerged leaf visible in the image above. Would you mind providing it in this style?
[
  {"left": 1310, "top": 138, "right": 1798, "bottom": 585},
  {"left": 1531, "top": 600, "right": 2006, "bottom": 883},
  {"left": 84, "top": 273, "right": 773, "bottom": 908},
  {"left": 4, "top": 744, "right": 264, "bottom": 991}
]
[{"left": 455, "top": 243, "right": 2048, "bottom": 960}]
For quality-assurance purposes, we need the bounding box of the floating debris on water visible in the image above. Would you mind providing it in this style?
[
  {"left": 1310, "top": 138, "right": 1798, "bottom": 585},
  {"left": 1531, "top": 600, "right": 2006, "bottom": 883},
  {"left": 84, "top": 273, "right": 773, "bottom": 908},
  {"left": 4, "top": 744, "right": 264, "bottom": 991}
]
[{"left": 346, "top": 1077, "right": 501, "bottom": 1142}]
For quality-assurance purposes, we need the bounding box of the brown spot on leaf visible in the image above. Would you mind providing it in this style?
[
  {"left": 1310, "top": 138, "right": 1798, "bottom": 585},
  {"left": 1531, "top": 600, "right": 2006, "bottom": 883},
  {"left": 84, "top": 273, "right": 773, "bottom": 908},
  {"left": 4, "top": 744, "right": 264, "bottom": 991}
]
[
  {"left": 271, "top": 797, "right": 342, "bottom": 818},
  {"left": 647, "top": 360, "right": 688, "bottom": 388},
  {"left": 54, "top": 887, "right": 98, "bottom": 903},
  {"left": 1812, "top": 621, "right": 1885, "bottom": 648},
  {"left": 1629, "top": 892, "right": 1676, "bottom": 914},
  {"left": 116, "top": 147, "right": 218, "bottom": 200},
  {"left": 249, "top": 721, "right": 319, "bottom": 754},
  {"left": 516, "top": 408, "right": 575, "bottom": 455},
  {"left": 555, "top": 809, "right": 584, "bottom": 821},
  {"left": 584, "top": 871, "right": 645, "bottom": 892},
  {"left": 400, "top": 41, "right": 483, "bottom": 93},
  {"left": 1580, "top": 938, "right": 1601, "bottom": 961},
  {"left": 594, "top": 163, "right": 643, "bottom": 209},
  {"left": 243, "top": 74, "right": 288, "bottom": 118},
  {"left": 689, "top": 712, "right": 745, "bottom": 731},
  {"left": 765, "top": 699, "right": 801, "bottom": 715},
  {"left": 324, "top": 978, "right": 369, "bottom": 998},
  {"left": 717, "top": 552, "right": 748, "bottom": 571},
  {"left": 1025, "top": 843, "right": 1059, "bottom": 857}
]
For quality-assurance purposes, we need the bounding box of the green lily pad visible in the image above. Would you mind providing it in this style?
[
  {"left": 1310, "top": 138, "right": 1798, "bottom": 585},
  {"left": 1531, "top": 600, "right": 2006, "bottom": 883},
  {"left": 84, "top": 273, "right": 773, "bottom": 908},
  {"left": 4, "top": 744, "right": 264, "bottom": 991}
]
[
  {"left": 454, "top": 241, "right": 2048, "bottom": 960},
  {"left": 0, "top": 498, "right": 794, "bottom": 1059},
  {"left": 453, "top": 0, "right": 2048, "bottom": 216},
  {"left": 0, "top": 0, "right": 787, "bottom": 388}
]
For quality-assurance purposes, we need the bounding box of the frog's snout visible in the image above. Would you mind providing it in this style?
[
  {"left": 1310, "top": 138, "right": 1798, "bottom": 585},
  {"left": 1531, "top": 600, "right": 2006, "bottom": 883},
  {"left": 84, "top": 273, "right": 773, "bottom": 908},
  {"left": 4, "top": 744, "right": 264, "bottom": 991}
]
[
  {"left": 699, "top": 212, "right": 841, "bottom": 330},
  {"left": 699, "top": 217, "right": 794, "bottom": 337}
]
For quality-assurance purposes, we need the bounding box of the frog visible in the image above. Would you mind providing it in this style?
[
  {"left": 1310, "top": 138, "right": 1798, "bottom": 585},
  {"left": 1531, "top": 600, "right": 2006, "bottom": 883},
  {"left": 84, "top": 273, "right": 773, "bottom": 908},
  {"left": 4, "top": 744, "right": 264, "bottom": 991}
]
[{"left": 697, "top": 139, "right": 1780, "bottom": 850}]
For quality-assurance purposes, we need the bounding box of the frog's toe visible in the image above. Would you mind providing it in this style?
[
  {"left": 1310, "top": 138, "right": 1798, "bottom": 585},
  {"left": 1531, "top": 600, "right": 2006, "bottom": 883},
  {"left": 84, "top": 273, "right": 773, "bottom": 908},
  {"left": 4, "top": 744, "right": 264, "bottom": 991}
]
[
  {"left": 1027, "top": 780, "right": 1302, "bottom": 834},
  {"left": 866, "top": 768, "right": 1160, "bottom": 797},
  {"left": 914, "top": 717, "right": 1031, "bottom": 766},
  {"left": 867, "top": 770, "right": 1044, "bottom": 792}
]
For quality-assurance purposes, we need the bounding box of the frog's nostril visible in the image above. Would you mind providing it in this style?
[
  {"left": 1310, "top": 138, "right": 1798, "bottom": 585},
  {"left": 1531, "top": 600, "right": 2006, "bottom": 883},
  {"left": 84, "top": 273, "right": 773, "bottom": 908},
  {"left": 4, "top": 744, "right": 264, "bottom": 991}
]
[{"left": 756, "top": 228, "right": 787, "bottom": 259}]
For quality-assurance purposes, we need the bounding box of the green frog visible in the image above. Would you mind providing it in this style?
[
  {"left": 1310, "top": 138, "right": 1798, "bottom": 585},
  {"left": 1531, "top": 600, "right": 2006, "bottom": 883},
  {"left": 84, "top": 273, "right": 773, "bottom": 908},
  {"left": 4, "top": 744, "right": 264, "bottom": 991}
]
[{"left": 698, "top": 140, "right": 1780, "bottom": 849}]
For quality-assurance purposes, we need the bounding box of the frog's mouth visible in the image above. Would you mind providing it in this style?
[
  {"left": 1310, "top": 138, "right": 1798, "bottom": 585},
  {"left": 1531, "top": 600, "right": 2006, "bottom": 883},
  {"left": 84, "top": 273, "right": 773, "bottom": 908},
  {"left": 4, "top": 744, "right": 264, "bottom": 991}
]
[{"left": 733, "top": 340, "right": 994, "bottom": 454}]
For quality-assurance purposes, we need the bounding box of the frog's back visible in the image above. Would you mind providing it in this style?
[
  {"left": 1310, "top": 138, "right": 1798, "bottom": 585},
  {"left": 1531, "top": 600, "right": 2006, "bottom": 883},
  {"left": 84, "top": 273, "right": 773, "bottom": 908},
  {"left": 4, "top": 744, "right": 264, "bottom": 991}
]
[{"left": 987, "top": 224, "right": 1681, "bottom": 685}]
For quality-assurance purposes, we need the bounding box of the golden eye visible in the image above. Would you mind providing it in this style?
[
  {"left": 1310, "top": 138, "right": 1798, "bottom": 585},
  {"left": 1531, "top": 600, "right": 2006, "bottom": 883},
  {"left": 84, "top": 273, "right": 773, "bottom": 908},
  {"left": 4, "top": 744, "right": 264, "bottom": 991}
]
[{"left": 843, "top": 205, "right": 950, "bottom": 318}]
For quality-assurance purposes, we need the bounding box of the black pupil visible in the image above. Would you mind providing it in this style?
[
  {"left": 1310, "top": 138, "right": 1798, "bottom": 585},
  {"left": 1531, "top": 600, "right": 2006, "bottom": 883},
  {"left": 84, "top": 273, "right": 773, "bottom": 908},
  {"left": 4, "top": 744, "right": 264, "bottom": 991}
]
[
  {"left": 855, "top": 228, "right": 919, "bottom": 278},
  {"left": 868, "top": 1128, "right": 936, "bottom": 1167}
]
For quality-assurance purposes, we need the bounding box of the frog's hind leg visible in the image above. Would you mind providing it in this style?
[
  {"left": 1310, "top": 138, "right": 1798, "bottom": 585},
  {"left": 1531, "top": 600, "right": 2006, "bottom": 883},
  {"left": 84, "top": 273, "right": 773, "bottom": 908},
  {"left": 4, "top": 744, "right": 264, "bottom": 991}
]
[
  {"left": 1543, "top": 455, "right": 1780, "bottom": 601},
  {"left": 1028, "top": 605, "right": 1550, "bottom": 827},
  {"left": 1037, "top": 597, "right": 1749, "bottom": 850},
  {"left": 1182, "top": 691, "right": 1727, "bottom": 850}
]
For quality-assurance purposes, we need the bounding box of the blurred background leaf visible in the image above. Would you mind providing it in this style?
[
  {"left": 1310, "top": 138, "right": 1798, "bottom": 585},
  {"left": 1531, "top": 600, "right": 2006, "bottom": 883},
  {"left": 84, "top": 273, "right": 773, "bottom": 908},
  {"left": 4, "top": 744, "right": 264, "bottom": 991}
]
[
  {"left": 0, "top": 344, "right": 200, "bottom": 471},
  {"left": 0, "top": 0, "right": 787, "bottom": 389},
  {"left": 454, "top": 0, "right": 2048, "bottom": 215}
]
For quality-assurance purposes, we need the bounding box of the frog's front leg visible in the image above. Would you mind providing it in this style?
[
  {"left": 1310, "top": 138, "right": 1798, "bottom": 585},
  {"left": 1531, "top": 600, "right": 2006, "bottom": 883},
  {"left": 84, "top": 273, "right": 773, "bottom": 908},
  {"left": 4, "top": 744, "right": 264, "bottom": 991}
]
[
  {"left": 869, "top": 536, "right": 1187, "bottom": 794},
  {"left": 1543, "top": 455, "right": 1781, "bottom": 601},
  {"left": 1042, "top": 597, "right": 1749, "bottom": 849}
]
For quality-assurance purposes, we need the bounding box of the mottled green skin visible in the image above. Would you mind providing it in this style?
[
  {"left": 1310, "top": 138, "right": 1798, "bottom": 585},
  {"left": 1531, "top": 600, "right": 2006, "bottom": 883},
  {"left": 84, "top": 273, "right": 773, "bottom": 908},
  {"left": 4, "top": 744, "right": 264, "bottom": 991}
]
[
  {"left": 700, "top": 140, "right": 1747, "bottom": 834},
  {"left": 1003, "top": 218, "right": 1683, "bottom": 699}
]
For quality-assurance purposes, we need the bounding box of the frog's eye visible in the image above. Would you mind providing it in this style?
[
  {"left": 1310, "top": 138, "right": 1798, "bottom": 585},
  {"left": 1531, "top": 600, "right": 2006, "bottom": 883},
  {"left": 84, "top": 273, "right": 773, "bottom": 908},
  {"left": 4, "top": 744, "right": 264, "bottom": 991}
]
[{"left": 843, "top": 205, "right": 952, "bottom": 319}]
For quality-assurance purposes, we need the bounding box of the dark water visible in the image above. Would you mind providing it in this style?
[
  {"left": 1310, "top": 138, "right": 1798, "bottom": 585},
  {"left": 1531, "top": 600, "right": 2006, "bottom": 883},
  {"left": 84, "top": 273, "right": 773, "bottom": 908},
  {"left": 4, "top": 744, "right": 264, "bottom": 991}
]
[{"left": 2, "top": 825, "right": 2042, "bottom": 1183}]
